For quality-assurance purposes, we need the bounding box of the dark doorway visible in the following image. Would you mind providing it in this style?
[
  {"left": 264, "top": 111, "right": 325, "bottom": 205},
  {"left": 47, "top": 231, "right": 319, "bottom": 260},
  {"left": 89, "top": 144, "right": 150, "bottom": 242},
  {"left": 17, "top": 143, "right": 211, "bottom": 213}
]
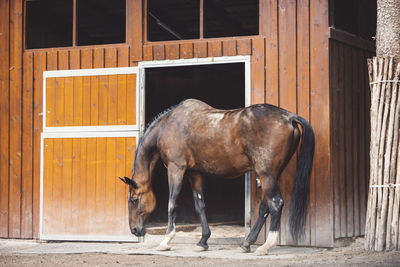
[{"left": 145, "top": 63, "right": 245, "bottom": 226}]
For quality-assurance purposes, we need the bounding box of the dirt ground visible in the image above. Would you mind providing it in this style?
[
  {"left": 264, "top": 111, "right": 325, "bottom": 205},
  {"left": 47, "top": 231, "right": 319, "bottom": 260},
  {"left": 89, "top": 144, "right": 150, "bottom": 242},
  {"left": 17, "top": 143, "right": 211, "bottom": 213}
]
[{"left": 1, "top": 225, "right": 400, "bottom": 266}]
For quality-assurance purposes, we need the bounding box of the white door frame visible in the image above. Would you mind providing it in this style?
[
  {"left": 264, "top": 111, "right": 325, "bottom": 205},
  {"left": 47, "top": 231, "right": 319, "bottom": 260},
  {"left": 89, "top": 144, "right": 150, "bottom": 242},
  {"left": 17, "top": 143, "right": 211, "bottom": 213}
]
[{"left": 138, "top": 55, "right": 252, "bottom": 235}]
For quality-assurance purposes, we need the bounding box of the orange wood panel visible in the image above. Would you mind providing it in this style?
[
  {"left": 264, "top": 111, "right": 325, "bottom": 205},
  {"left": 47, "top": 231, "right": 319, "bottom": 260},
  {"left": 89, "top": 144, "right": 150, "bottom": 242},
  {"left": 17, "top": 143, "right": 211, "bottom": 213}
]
[
  {"left": 208, "top": 41, "right": 222, "bottom": 57},
  {"left": 47, "top": 50, "right": 58, "bottom": 71},
  {"left": 297, "top": 0, "right": 312, "bottom": 246},
  {"left": 154, "top": 44, "right": 165, "bottom": 60},
  {"left": 46, "top": 78, "right": 56, "bottom": 127},
  {"left": 118, "top": 47, "right": 130, "bottom": 67},
  {"left": 69, "top": 50, "right": 81, "bottom": 69},
  {"left": 64, "top": 77, "right": 74, "bottom": 126},
  {"left": 143, "top": 45, "right": 153, "bottom": 61},
  {"left": 108, "top": 75, "right": 118, "bottom": 125},
  {"left": 310, "top": 0, "right": 332, "bottom": 247},
  {"left": 33, "top": 51, "right": 46, "bottom": 238},
  {"left": 165, "top": 43, "right": 180, "bottom": 60},
  {"left": 180, "top": 43, "right": 193, "bottom": 59},
  {"left": 222, "top": 40, "right": 237, "bottom": 57},
  {"left": 251, "top": 38, "right": 265, "bottom": 104},
  {"left": 73, "top": 76, "right": 83, "bottom": 126},
  {"left": 98, "top": 75, "right": 109, "bottom": 125},
  {"left": 194, "top": 42, "right": 207, "bottom": 58},
  {"left": 42, "top": 137, "right": 136, "bottom": 238},
  {"left": 58, "top": 50, "right": 69, "bottom": 70},
  {"left": 237, "top": 39, "right": 251, "bottom": 55},
  {"left": 278, "top": 0, "right": 297, "bottom": 245},
  {"left": 54, "top": 77, "right": 65, "bottom": 126},
  {"left": 118, "top": 74, "right": 128, "bottom": 125},
  {"left": 126, "top": 74, "right": 137, "bottom": 125},
  {"left": 42, "top": 139, "right": 54, "bottom": 235},
  {"left": 264, "top": 0, "right": 279, "bottom": 106},
  {"left": 8, "top": 0, "right": 23, "bottom": 238},
  {"left": 90, "top": 76, "right": 100, "bottom": 126},
  {"left": 22, "top": 52, "right": 34, "bottom": 238},
  {"left": 130, "top": 0, "right": 143, "bottom": 62},
  {"left": 105, "top": 47, "right": 117, "bottom": 68},
  {"left": 81, "top": 49, "right": 93, "bottom": 69},
  {"left": 0, "top": 0, "right": 10, "bottom": 238},
  {"left": 93, "top": 48, "right": 105, "bottom": 68}
]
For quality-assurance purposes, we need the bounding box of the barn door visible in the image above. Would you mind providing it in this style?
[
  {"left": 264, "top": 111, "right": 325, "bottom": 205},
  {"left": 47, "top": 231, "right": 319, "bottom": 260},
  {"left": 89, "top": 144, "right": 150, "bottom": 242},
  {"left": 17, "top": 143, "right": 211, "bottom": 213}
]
[{"left": 40, "top": 68, "right": 140, "bottom": 241}]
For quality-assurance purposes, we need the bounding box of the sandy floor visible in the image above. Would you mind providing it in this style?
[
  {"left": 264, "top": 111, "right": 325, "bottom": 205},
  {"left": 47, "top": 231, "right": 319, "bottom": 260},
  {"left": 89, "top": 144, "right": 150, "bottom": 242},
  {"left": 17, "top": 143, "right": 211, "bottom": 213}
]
[{"left": 1, "top": 225, "right": 400, "bottom": 266}]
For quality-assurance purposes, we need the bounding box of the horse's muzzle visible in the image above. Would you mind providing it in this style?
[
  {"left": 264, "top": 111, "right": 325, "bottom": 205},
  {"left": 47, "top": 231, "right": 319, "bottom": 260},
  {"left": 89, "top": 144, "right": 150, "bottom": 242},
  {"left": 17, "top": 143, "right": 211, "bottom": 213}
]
[{"left": 131, "top": 227, "right": 146, "bottom": 237}]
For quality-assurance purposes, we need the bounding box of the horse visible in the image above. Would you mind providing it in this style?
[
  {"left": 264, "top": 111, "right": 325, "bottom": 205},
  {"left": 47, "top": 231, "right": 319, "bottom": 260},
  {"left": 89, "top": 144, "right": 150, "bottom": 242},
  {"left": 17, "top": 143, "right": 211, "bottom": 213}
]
[{"left": 120, "top": 99, "right": 314, "bottom": 255}]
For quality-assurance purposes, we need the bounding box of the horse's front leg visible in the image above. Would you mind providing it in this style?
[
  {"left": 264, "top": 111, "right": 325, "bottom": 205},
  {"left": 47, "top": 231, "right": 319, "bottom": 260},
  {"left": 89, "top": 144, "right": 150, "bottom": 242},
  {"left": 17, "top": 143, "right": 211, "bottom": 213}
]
[
  {"left": 156, "top": 163, "right": 186, "bottom": 251},
  {"left": 188, "top": 172, "right": 211, "bottom": 251}
]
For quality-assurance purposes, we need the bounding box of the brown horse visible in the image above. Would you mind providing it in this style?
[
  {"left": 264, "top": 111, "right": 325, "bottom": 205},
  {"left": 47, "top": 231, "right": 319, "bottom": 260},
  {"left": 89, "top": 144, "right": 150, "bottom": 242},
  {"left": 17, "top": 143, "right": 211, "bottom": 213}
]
[{"left": 120, "top": 99, "right": 314, "bottom": 255}]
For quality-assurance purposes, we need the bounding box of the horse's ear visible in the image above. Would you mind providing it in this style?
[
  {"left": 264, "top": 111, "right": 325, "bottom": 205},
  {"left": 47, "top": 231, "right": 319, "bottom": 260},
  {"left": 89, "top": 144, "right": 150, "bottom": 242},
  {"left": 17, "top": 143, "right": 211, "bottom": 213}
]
[{"left": 119, "top": 176, "right": 138, "bottom": 189}]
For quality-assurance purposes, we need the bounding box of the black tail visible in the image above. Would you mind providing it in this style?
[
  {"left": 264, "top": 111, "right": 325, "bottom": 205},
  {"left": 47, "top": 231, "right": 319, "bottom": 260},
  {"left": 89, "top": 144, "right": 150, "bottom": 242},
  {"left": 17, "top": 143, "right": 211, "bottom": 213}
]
[{"left": 289, "top": 115, "right": 315, "bottom": 243}]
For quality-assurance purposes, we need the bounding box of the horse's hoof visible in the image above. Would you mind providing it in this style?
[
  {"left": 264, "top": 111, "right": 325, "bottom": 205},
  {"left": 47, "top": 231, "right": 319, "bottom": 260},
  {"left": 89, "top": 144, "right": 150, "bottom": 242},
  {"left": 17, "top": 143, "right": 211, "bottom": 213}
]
[
  {"left": 253, "top": 248, "right": 268, "bottom": 256},
  {"left": 156, "top": 245, "right": 171, "bottom": 251},
  {"left": 193, "top": 245, "right": 208, "bottom": 252},
  {"left": 238, "top": 245, "right": 250, "bottom": 253}
]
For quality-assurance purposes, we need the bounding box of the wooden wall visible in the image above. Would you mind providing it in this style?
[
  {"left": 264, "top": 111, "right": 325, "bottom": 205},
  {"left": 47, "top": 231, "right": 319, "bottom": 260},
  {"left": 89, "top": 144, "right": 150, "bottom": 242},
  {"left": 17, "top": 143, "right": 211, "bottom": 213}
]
[
  {"left": 0, "top": 0, "right": 372, "bottom": 248},
  {"left": 329, "top": 29, "right": 375, "bottom": 240}
]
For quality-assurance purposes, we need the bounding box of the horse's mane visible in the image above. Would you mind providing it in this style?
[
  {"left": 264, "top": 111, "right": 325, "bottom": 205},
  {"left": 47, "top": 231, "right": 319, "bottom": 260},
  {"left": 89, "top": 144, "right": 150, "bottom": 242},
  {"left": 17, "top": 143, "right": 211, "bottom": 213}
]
[{"left": 132, "top": 103, "right": 180, "bottom": 175}]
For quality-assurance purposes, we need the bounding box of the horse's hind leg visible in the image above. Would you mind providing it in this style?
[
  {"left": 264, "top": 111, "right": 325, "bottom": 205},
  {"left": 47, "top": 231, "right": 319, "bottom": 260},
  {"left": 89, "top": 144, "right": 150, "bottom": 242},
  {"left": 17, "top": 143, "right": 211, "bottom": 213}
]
[
  {"left": 156, "top": 163, "right": 186, "bottom": 251},
  {"left": 188, "top": 172, "right": 211, "bottom": 251}
]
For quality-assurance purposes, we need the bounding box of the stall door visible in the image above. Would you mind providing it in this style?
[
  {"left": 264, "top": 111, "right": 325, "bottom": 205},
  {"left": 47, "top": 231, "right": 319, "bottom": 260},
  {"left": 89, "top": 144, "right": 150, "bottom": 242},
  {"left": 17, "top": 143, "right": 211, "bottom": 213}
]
[{"left": 40, "top": 68, "right": 140, "bottom": 241}]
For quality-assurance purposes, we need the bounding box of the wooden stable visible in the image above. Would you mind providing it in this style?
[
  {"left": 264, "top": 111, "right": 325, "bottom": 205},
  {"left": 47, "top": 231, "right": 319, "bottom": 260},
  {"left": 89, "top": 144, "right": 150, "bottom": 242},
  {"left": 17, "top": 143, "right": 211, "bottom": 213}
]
[{"left": 0, "top": 0, "right": 375, "bottom": 247}]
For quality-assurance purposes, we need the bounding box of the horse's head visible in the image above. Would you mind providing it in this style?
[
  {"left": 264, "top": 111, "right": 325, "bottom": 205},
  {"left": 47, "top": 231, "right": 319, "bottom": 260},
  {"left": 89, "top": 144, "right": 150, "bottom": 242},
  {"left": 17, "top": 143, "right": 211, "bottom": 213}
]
[{"left": 119, "top": 176, "right": 156, "bottom": 237}]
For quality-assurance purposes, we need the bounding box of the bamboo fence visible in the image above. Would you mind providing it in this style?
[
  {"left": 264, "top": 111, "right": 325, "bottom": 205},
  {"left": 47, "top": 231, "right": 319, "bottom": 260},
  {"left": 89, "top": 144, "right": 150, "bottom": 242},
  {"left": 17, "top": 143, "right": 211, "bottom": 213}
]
[{"left": 365, "top": 56, "right": 400, "bottom": 251}]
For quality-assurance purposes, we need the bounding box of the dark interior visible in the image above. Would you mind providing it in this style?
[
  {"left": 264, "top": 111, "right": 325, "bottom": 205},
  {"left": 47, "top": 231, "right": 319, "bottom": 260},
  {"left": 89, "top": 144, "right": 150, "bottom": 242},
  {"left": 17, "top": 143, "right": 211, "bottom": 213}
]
[
  {"left": 332, "top": 0, "right": 376, "bottom": 40},
  {"left": 147, "top": 0, "right": 259, "bottom": 41},
  {"left": 26, "top": 0, "right": 73, "bottom": 49},
  {"left": 145, "top": 63, "right": 245, "bottom": 225},
  {"left": 77, "top": 0, "right": 126, "bottom": 46}
]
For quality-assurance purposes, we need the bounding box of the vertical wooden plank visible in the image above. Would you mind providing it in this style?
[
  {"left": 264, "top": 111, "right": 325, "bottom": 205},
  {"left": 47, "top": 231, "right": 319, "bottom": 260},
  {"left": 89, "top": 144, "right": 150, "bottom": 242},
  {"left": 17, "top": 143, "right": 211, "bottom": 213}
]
[
  {"left": 165, "top": 43, "right": 180, "bottom": 60},
  {"left": 52, "top": 138, "right": 63, "bottom": 233},
  {"left": 73, "top": 76, "right": 83, "bottom": 126},
  {"left": 69, "top": 50, "right": 81, "bottom": 69},
  {"left": 194, "top": 42, "right": 207, "bottom": 58},
  {"left": 98, "top": 75, "right": 109, "bottom": 126},
  {"left": 344, "top": 45, "right": 354, "bottom": 237},
  {"left": 297, "top": 0, "right": 312, "bottom": 245},
  {"left": 61, "top": 138, "right": 73, "bottom": 234},
  {"left": 278, "top": 0, "right": 297, "bottom": 245},
  {"left": 117, "top": 75, "right": 127, "bottom": 126},
  {"left": 9, "top": 0, "right": 23, "bottom": 238},
  {"left": 352, "top": 48, "right": 360, "bottom": 237},
  {"left": 264, "top": 0, "right": 279, "bottom": 106},
  {"left": 96, "top": 138, "right": 107, "bottom": 232},
  {"left": 58, "top": 50, "right": 69, "bottom": 70},
  {"left": 115, "top": 137, "right": 126, "bottom": 233},
  {"left": 106, "top": 48, "right": 117, "bottom": 126},
  {"left": 71, "top": 138, "right": 81, "bottom": 234},
  {"left": 358, "top": 50, "right": 367, "bottom": 235},
  {"left": 64, "top": 76, "right": 74, "bottom": 126},
  {"left": 54, "top": 77, "right": 65, "bottom": 126},
  {"left": 90, "top": 75, "right": 99, "bottom": 126},
  {"left": 154, "top": 44, "right": 165, "bottom": 60},
  {"left": 126, "top": 74, "right": 136, "bottom": 125},
  {"left": 237, "top": 39, "right": 252, "bottom": 55},
  {"left": 81, "top": 49, "right": 92, "bottom": 126},
  {"left": 337, "top": 43, "right": 346, "bottom": 238},
  {"left": 117, "top": 47, "right": 130, "bottom": 67},
  {"left": 42, "top": 138, "right": 54, "bottom": 235},
  {"left": 33, "top": 51, "right": 46, "bottom": 238},
  {"left": 208, "top": 41, "right": 222, "bottom": 57},
  {"left": 93, "top": 48, "right": 105, "bottom": 69},
  {"left": 310, "top": 0, "right": 332, "bottom": 247},
  {"left": 143, "top": 45, "right": 153, "bottom": 61},
  {"left": 105, "top": 138, "right": 116, "bottom": 232},
  {"left": 79, "top": 138, "right": 88, "bottom": 234},
  {"left": 86, "top": 138, "right": 97, "bottom": 232},
  {"left": 180, "top": 43, "right": 193, "bottom": 59},
  {"left": 130, "top": 0, "right": 143, "bottom": 62},
  {"left": 105, "top": 48, "right": 117, "bottom": 68},
  {"left": 330, "top": 41, "right": 340, "bottom": 240},
  {"left": 222, "top": 40, "right": 237, "bottom": 56},
  {"left": 46, "top": 51, "right": 58, "bottom": 71},
  {"left": 21, "top": 52, "right": 34, "bottom": 238},
  {"left": 251, "top": 38, "right": 265, "bottom": 105},
  {"left": 0, "top": 0, "right": 10, "bottom": 238}
]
